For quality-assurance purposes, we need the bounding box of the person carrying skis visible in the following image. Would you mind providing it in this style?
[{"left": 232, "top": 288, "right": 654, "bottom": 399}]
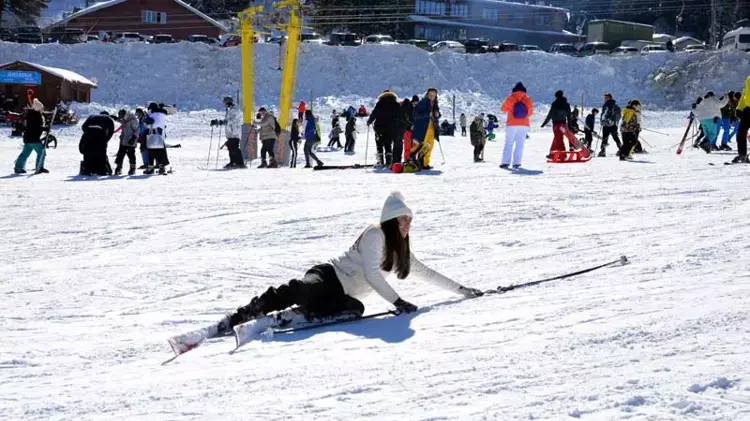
[
  {"left": 221, "top": 96, "right": 245, "bottom": 169},
  {"left": 733, "top": 75, "right": 750, "bottom": 164},
  {"left": 460, "top": 113, "right": 467, "bottom": 136},
  {"left": 79, "top": 111, "right": 115, "bottom": 176},
  {"left": 584, "top": 108, "right": 599, "bottom": 149},
  {"left": 469, "top": 115, "right": 487, "bottom": 162},
  {"left": 13, "top": 98, "right": 49, "bottom": 174},
  {"left": 303, "top": 109, "right": 324, "bottom": 168},
  {"left": 367, "top": 89, "right": 405, "bottom": 169},
  {"left": 541, "top": 90, "right": 580, "bottom": 158},
  {"left": 618, "top": 100, "right": 642, "bottom": 160},
  {"left": 114, "top": 108, "right": 140, "bottom": 175},
  {"left": 500, "top": 82, "right": 533, "bottom": 169},
  {"left": 599, "top": 93, "right": 622, "bottom": 157},
  {"left": 344, "top": 114, "right": 357, "bottom": 153},
  {"left": 289, "top": 118, "right": 300, "bottom": 168},
  {"left": 216, "top": 191, "right": 485, "bottom": 334},
  {"left": 694, "top": 91, "right": 728, "bottom": 153},
  {"left": 143, "top": 103, "right": 170, "bottom": 175},
  {"left": 410, "top": 88, "right": 441, "bottom": 170},
  {"left": 256, "top": 107, "right": 279, "bottom": 168}
]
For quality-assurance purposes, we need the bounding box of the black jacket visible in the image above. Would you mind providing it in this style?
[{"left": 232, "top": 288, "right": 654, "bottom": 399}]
[
  {"left": 345, "top": 116, "right": 356, "bottom": 136},
  {"left": 79, "top": 114, "right": 115, "bottom": 155},
  {"left": 542, "top": 97, "right": 572, "bottom": 126},
  {"left": 367, "top": 92, "right": 405, "bottom": 136},
  {"left": 23, "top": 109, "right": 45, "bottom": 144},
  {"left": 290, "top": 123, "right": 300, "bottom": 142},
  {"left": 401, "top": 99, "right": 414, "bottom": 130}
]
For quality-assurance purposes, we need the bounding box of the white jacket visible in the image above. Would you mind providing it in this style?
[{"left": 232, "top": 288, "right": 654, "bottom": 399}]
[
  {"left": 694, "top": 96, "right": 728, "bottom": 121},
  {"left": 225, "top": 106, "right": 242, "bottom": 139},
  {"left": 330, "top": 225, "right": 462, "bottom": 303}
]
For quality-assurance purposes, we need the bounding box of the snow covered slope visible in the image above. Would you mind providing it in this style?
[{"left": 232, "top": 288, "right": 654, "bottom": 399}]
[
  {"left": 1, "top": 110, "right": 749, "bottom": 420},
  {"left": 0, "top": 42, "right": 747, "bottom": 112}
]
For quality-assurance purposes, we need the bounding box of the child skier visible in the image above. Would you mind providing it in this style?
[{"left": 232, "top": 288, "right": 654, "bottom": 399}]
[
  {"left": 114, "top": 109, "right": 140, "bottom": 175},
  {"left": 460, "top": 113, "right": 467, "bottom": 136},
  {"left": 618, "top": 100, "right": 642, "bottom": 160},
  {"left": 328, "top": 119, "right": 343, "bottom": 149},
  {"left": 584, "top": 108, "right": 599, "bottom": 149},
  {"left": 469, "top": 115, "right": 486, "bottom": 162},
  {"left": 344, "top": 115, "right": 357, "bottom": 153},
  {"left": 499, "top": 82, "right": 533, "bottom": 169}
]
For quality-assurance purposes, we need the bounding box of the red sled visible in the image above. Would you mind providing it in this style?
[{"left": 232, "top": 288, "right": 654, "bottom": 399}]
[{"left": 547, "top": 149, "right": 592, "bottom": 163}]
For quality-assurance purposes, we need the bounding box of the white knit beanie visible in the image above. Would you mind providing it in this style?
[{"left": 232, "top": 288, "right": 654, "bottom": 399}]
[
  {"left": 380, "top": 191, "right": 413, "bottom": 223},
  {"left": 31, "top": 98, "right": 44, "bottom": 112}
]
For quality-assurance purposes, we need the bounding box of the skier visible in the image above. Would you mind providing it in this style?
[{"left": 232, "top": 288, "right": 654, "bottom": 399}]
[
  {"left": 486, "top": 116, "right": 496, "bottom": 139},
  {"left": 459, "top": 112, "right": 467, "bottom": 136},
  {"left": 135, "top": 108, "right": 149, "bottom": 169},
  {"left": 693, "top": 91, "right": 728, "bottom": 153},
  {"left": 344, "top": 114, "right": 357, "bottom": 153},
  {"left": 221, "top": 96, "right": 245, "bottom": 169},
  {"left": 367, "top": 90, "right": 405, "bottom": 169},
  {"left": 541, "top": 90, "right": 579, "bottom": 157},
  {"left": 79, "top": 111, "right": 115, "bottom": 176},
  {"left": 303, "top": 109, "right": 324, "bottom": 168},
  {"left": 289, "top": 118, "right": 300, "bottom": 168},
  {"left": 733, "top": 75, "right": 750, "bottom": 164},
  {"left": 410, "top": 88, "right": 441, "bottom": 170},
  {"left": 618, "top": 100, "right": 642, "bottom": 160},
  {"left": 13, "top": 98, "right": 48, "bottom": 174},
  {"left": 256, "top": 107, "right": 279, "bottom": 168},
  {"left": 469, "top": 115, "right": 486, "bottom": 162},
  {"left": 143, "top": 103, "right": 169, "bottom": 175},
  {"left": 599, "top": 93, "right": 622, "bottom": 157},
  {"left": 113, "top": 109, "right": 140, "bottom": 175},
  {"left": 583, "top": 108, "right": 599, "bottom": 149},
  {"left": 297, "top": 101, "right": 305, "bottom": 122},
  {"left": 216, "top": 191, "right": 485, "bottom": 334},
  {"left": 718, "top": 91, "right": 739, "bottom": 151},
  {"left": 500, "top": 82, "right": 534, "bottom": 169},
  {"left": 327, "top": 118, "right": 343, "bottom": 149}
]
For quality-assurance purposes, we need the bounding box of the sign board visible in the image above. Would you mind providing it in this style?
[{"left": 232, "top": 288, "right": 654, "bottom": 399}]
[{"left": 0, "top": 70, "right": 42, "bottom": 85}]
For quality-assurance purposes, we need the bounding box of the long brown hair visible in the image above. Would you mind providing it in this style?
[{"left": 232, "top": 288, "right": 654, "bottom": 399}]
[{"left": 380, "top": 218, "right": 411, "bottom": 279}]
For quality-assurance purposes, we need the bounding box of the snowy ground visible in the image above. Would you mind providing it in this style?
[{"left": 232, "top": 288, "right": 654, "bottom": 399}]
[{"left": 1, "top": 109, "right": 749, "bottom": 420}]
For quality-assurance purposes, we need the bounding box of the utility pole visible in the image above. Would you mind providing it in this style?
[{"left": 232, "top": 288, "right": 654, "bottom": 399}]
[{"left": 709, "top": 0, "right": 718, "bottom": 48}]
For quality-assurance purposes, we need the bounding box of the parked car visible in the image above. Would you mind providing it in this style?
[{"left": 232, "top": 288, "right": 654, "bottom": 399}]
[
  {"left": 222, "top": 35, "right": 241, "bottom": 47},
  {"left": 684, "top": 44, "right": 707, "bottom": 53},
  {"left": 328, "top": 31, "right": 360, "bottom": 46},
  {"left": 301, "top": 32, "right": 325, "bottom": 44},
  {"left": 86, "top": 34, "right": 100, "bottom": 42},
  {"left": 151, "top": 34, "right": 175, "bottom": 44},
  {"left": 54, "top": 28, "right": 85, "bottom": 44},
  {"left": 397, "top": 39, "right": 433, "bottom": 51},
  {"left": 462, "top": 38, "right": 490, "bottom": 54},
  {"left": 610, "top": 46, "right": 639, "bottom": 56},
  {"left": 113, "top": 32, "right": 143, "bottom": 43},
  {"left": 16, "top": 26, "right": 43, "bottom": 43},
  {"left": 578, "top": 42, "right": 611, "bottom": 56},
  {"left": 433, "top": 40, "right": 466, "bottom": 53},
  {"left": 265, "top": 34, "right": 287, "bottom": 44},
  {"left": 641, "top": 44, "right": 668, "bottom": 54},
  {"left": 490, "top": 42, "right": 519, "bottom": 53},
  {"left": 363, "top": 34, "right": 397, "bottom": 45},
  {"left": 549, "top": 43, "right": 577, "bottom": 55},
  {"left": 186, "top": 34, "right": 211, "bottom": 44},
  {"left": 520, "top": 44, "right": 543, "bottom": 52},
  {"left": 0, "top": 28, "right": 17, "bottom": 42}
]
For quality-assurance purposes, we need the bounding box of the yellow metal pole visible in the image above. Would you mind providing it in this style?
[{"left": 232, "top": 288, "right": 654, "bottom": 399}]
[
  {"left": 239, "top": 6, "right": 261, "bottom": 125},
  {"left": 276, "top": 0, "right": 302, "bottom": 164}
]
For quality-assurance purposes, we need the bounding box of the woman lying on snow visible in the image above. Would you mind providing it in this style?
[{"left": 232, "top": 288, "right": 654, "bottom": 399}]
[{"left": 217, "top": 191, "right": 484, "bottom": 334}]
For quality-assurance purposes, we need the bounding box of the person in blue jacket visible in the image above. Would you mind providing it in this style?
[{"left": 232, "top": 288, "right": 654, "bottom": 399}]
[
  {"left": 409, "top": 88, "right": 441, "bottom": 170},
  {"left": 303, "top": 109, "right": 324, "bottom": 168}
]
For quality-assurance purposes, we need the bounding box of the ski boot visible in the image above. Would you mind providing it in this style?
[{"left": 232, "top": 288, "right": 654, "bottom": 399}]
[
  {"left": 114, "top": 165, "right": 122, "bottom": 175},
  {"left": 158, "top": 165, "right": 167, "bottom": 175},
  {"left": 267, "top": 158, "right": 278, "bottom": 168},
  {"left": 14, "top": 168, "right": 26, "bottom": 174},
  {"left": 698, "top": 141, "right": 712, "bottom": 153},
  {"left": 128, "top": 166, "right": 136, "bottom": 175},
  {"left": 375, "top": 153, "right": 384, "bottom": 169},
  {"left": 143, "top": 166, "right": 155, "bottom": 175},
  {"left": 258, "top": 159, "right": 268, "bottom": 169},
  {"left": 34, "top": 168, "right": 49, "bottom": 174},
  {"left": 731, "top": 155, "right": 749, "bottom": 164}
]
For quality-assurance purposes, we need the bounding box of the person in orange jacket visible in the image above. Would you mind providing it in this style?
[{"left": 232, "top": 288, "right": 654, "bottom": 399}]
[
  {"left": 499, "top": 82, "right": 534, "bottom": 169},
  {"left": 297, "top": 101, "right": 306, "bottom": 121}
]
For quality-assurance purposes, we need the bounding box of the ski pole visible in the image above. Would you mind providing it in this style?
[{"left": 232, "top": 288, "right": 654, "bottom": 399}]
[
  {"left": 206, "top": 125, "right": 214, "bottom": 169},
  {"left": 639, "top": 136, "right": 654, "bottom": 148},
  {"left": 364, "top": 125, "right": 370, "bottom": 166},
  {"left": 641, "top": 127, "right": 669, "bottom": 136},
  {"left": 215, "top": 124, "right": 222, "bottom": 169},
  {"left": 437, "top": 138, "right": 446, "bottom": 164}
]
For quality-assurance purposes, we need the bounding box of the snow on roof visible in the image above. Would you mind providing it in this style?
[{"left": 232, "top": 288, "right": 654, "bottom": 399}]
[
  {"left": 482, "top": 0, "right": 568, "bottom": 13},
  {"left": 44, "top": 0, "right": 228, "bottom": 32},
  {"left": 0, "top": 61, "right": 97, "bottom": 87},
  {"left": 408, "top": 15, "right": 581, "bottom": 39}
]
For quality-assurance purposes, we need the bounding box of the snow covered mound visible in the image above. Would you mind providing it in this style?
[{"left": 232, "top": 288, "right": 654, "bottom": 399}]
[{"left": 0, "top": 42, "right": 747, "bottom": 111}]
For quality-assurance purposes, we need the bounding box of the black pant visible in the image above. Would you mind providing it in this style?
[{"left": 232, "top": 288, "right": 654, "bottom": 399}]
[
  {"left": 601, "top": 125, "right": 622, "bottom": 153},
  {"left": 344, "top": 133, "right": 355, "bottom": 152},
  {"left": 304, "top": 139, "right": 321, "bottom": 166},
  {"left": 461, "top": 126, "right": 467, "bottom": 136},
  {"left": 226, "top": 138, "right": 244, "bottom": 166},
  {"left": 114, "top": 145, "right": 136, "bottom": 167},
  {"left": 584, "top": 129, "right": 593, "bottom": 149},
  {"left": 619, "top": 132, "right": 637, "bottom": 159},
  {"left": 737, "top": 108, "right": 750, "bottom": 157},
  {"left": 289, "top": 139, "right": 299, "bottom": 167},
  {"left": 473, "top": 143, "right": 484, "bottom": 160},
  {"left": 375, "top": 132, "right": 394, "bottom": 165},
  {"left": 260, "top": 138, "right": 276, "bottom": 162},
  {"left": 328, "top": 135, "right": 343, "bottom": 148},
  {"left": 298, "top": 111, "right": 304, "bottom": 122},
  {"left": 149, "top": 148, "right": 169, "bottom": 166},
  {"left": 242, "top": 264, "right": 364, "bottom": 319}
]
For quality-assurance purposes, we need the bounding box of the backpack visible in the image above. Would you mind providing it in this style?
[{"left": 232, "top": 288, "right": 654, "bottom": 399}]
[
  {"left": 274, "top": 118, "right": 282, "bottom": 136},
  {"left": 512, "top": 100, "right": 529, "bottom": 119}
]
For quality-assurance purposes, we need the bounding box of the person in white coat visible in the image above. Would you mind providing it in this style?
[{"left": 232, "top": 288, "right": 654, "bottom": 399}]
[
  {"left": 221, "top": 96, "right": 245, "bottom": 168},
  {"left": 694, "top": 91, "right": 729, "bottom": 152},
  {"left": 218, "top": 191, "right": 484, "bottom": 332},
  {"left": 144, "top": 102, "right": 170, "bottom": 174}
]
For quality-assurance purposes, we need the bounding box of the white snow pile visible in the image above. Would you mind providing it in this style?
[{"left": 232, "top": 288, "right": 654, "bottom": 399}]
[{"left": 0, "top": 42, "right": 748, "bottom": 111}]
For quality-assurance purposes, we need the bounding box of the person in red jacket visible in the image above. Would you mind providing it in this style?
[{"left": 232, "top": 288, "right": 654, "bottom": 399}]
[
  {"left": 297, "top": 101, "right": 306, "bottom": 122},
  {"left": 500, "top": 82, "right": 533, "bottom": 169}
]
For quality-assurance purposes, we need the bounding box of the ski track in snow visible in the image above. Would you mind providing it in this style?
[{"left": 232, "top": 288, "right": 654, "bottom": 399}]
[{"left": 1, "top": 110, "right": 749, "bottom": 421}]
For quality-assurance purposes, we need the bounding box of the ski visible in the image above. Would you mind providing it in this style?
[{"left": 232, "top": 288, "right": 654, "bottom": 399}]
[
  {"left": 313, "top": 164, "right": 374, "bottom": 171},
  {"left": 676, "top": 115, "right": 695, "bottom": 155},
  {"left": 33, "top": 108, "right": 58, "bottom": 174},
  {"left": 162, "top": 316, "right": 230, "bottom": 364}
]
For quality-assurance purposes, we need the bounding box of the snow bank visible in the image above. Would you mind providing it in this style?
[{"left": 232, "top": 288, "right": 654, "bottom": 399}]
[{"left": 0, "top": 41, "right": 747, "bottom": 111}]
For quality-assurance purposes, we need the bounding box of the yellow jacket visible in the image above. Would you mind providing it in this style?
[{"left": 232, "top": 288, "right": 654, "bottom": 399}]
[{"left": 738, "top": 76, "right": 750, "bottom": 111}]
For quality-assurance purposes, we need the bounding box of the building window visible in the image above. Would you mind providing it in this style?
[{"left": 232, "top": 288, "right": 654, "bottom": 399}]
[
  {"left": 450, "top": 4, "right": 468, "bottom": 17},
  {"left": 416, "top": 1, "right": 447, "bottom": 16},
  {"left": 482, "top": 8, "right": 499, "bottom": 21},
  {"left": 535, "top": 15, "right": 549, "bottom": 26},
  {"left": 509, "top": 13, "right": 523, "bottom": 26},
  {"left": 142, "top": 10, "right": 167, "bottom": 24}
]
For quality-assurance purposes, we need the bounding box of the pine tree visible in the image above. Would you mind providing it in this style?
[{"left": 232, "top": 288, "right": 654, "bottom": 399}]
[{"left": 0, "top": 0, "right": 50, "bottom": 25}]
